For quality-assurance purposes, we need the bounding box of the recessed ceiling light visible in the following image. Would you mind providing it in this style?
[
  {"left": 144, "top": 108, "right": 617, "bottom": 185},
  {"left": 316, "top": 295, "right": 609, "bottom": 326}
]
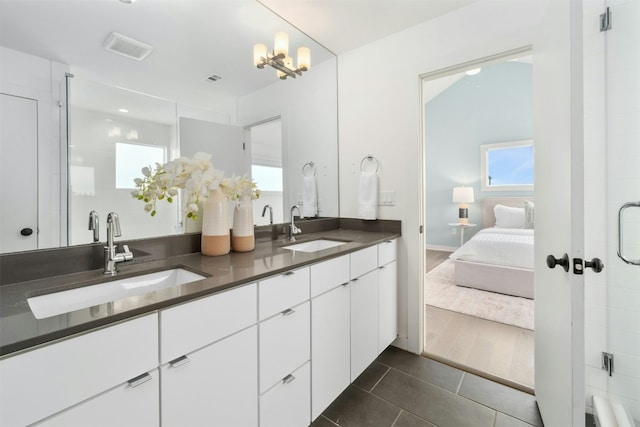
[{"left": 118, "top": 108, "right": 129, "bottom": 113}]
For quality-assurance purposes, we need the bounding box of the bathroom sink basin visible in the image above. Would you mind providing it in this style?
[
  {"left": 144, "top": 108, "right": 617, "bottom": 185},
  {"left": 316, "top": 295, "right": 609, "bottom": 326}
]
[
  {"left": 27, "top": 268, "right": 206, "bottom": 319},
  {"left": 282, "top": 239, "right": 347, "bottom": 253}
]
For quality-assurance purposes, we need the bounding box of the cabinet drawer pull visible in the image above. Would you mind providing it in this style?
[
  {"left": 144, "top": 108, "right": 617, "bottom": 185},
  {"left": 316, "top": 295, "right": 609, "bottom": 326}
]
[
  {"left": 341, "top": 282, "right": 350, "bottom": 287},
  {"left": 169, "top": 355, "right": 191, "bottom": 368},
  {"left": 127, "top": 372, "right": 152, "bottom": 388},
  {"left": 379, "top": 266, "right": 385, "bottom": 270},
  {"left": 384, "top": 240, "right": 393, "bottom": 244},
  {"left": 282, "top": 374, "right": 296, "bottom": 384},
  {"left": 282, "top": 308, "right": 296, "bottom": 316},
  {"left": 283, "top": 271, "right": 295, "bottom": 277},
  {"left": 351, "top": 278, "right": 359, "bottom": 282}
]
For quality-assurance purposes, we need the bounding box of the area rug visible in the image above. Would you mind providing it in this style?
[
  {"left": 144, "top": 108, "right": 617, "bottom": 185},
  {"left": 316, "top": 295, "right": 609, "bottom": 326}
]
[{"left": 425, "top": 260, "right": 534, "bottom": 330}]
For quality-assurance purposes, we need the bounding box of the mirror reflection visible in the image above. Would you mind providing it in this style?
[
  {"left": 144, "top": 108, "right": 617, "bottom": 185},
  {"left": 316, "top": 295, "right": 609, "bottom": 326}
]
[{"left": 0, "top": 0, "right": 339, "bottom": 253}]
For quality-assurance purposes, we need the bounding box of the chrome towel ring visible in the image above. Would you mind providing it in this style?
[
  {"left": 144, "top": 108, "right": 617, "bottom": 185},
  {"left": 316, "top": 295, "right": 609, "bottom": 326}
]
[
  {"left": 302, "top": 161, "right": 317, "bottom": 177},
  {"left": 360, "top": 155, "right": 379, "bottom": 173}
]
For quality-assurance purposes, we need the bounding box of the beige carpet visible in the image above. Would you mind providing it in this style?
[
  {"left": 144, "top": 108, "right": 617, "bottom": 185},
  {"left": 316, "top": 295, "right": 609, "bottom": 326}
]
[{"left": 425, "top": 260, "right": 534, "bottom": 330}]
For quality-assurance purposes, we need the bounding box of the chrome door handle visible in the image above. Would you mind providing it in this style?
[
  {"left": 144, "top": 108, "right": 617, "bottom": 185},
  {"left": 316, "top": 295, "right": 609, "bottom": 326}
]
[{"left": 618, "top": 201, "right": 640, "bottom": 266}]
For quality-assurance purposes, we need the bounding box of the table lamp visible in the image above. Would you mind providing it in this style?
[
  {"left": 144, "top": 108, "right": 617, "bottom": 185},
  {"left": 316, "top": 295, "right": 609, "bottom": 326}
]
[{"left": 452, "top": 186, "right": 474, "bottom": 224}]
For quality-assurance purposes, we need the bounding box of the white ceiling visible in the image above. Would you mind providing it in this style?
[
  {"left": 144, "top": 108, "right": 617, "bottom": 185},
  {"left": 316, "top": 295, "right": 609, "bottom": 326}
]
[
  {"left": 1, "top": 0, "right": 477, "bottom": 113},
  {"left": 260, "top": 0, "right": 478, "bottom": 55}
]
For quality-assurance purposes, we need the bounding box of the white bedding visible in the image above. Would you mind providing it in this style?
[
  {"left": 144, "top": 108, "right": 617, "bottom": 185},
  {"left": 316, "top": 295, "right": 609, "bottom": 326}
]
[{"left": 449, "top": 227, "right": 534, "bottom": 270}]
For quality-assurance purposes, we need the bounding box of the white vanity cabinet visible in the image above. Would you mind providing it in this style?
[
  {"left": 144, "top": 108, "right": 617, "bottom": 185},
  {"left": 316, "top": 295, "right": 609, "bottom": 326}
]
[
  {"left": 159, "top": 283, "right": 258, "bottom": 427},
  {"left": 378, "top": 240, "right": 398, "bottom": 353},
  {"left": 0, "top": 313, "right": 158, "bottom": 427},
  {"left": 258, "top": 267, "right": 311, "bottom": 427},
  {"left": 310, "top": 254, "right": 351, "bottom": 420},
  {"left": 349, "top": 244, "right": 380, "bottom": 380}
]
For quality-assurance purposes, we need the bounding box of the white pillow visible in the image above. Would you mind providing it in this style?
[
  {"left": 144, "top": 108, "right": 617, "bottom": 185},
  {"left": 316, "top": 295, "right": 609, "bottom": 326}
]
[
  {"left": 524, "top": 201, "right": 535, "bottom": 229},
  {"left": 494, "top": 204, "right": 526, "bottom": 228}
]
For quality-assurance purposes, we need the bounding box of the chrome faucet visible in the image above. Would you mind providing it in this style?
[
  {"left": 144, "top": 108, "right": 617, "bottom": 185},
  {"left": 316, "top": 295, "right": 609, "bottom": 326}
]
[
  {"left": 288, "top": 205, "right": 302, "bottom": 241},
  {"left": 104, "top": 212, "right": 133, "bottom": 275},
  {"left": 88, "top": 210, "right": 99, "bottom": 243},
  {"left": 261, "top": 204, "right": 273, "bottom": 224}
]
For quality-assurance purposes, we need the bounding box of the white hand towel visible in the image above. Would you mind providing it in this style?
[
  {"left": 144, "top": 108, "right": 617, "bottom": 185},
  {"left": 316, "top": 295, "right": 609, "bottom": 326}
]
[
  {"left": 358, "top": 171, "right": 378, "bottom": 220},
  {"left": 302, "top": 175, "right": 318, "bottom": 217}
]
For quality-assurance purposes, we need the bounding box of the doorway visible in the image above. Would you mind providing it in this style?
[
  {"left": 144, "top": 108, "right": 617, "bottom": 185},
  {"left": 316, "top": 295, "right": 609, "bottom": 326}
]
[{"left": 421, "top": 51, "right": 535, "bottom": 392}]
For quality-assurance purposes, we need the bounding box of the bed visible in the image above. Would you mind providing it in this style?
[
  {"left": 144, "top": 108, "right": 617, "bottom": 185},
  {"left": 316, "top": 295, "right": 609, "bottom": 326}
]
[{"left": 449, "top": 197, "right": 534, "bottom": 299}]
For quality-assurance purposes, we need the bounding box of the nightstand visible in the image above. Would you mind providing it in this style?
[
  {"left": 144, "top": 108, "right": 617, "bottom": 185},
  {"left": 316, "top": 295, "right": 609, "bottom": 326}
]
[{"left": 448, "top": 223, "right": 477, "bottom": 247}]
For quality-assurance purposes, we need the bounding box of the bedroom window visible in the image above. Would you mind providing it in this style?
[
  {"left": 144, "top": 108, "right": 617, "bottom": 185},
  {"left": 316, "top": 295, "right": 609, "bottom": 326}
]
[{"left": 481, "top": 140, "right": 534, "bottom": 192}]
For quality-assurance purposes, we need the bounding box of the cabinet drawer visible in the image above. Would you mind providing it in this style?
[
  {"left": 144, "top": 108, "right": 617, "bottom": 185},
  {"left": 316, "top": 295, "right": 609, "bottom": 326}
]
[
  {"left": 310, "top": 254, "right": 350, "bottom": 297},
  {"left": 378, "top": 239, "right": 397, "bottom": 266},
  {"left": 350, "top": 246, "right": 378, "bottom": 278},
  {"left": 259, "top": 300, "right": 310, "bottom": 393},
  {"left": 34, "top": 369, "right": 160, "bottom": 427},
  {"left": 260, "top": 361, "right": 311, "bottom": 427},
  {"left": 259, "top": 267, "right": 309, "bottom": 320},
  {"left": 161, "top": 326, "right": 258, "bottom": 427},
  {"left": 0, "top": 313, "right": 158, "bottom": 427},
  {"left": 160, "top": 283, "right": 257, "bottom": 363}
]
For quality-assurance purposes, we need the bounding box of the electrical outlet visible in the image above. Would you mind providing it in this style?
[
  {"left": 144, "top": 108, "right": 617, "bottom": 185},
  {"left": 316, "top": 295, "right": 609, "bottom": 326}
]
[{"left": 378, "top": 191, "right": 395, "bottom": 206}]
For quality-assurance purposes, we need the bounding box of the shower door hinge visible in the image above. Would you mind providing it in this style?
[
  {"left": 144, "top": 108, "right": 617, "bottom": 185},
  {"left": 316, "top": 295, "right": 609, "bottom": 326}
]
[
  {"left": 602, "top": 352, "right": 614, "bottom": 376},
  {"left": 600, "top": 7, "right": 612, "bottom": 32}
]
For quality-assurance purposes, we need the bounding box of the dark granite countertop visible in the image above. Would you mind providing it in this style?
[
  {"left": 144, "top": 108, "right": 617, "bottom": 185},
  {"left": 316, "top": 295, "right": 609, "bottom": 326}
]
[{"left": 0, "top": 228, "right": 399, "bottom": 357}]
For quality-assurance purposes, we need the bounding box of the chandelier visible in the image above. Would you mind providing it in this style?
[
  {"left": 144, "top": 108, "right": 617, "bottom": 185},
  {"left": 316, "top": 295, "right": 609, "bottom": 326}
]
[{"left": 253, "top": 32, "right": 310, "bottom": 79}]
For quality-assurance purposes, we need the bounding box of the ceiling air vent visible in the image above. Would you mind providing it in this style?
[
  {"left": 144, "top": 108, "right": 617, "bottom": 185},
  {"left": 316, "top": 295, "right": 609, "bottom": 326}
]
[
  {"left": 103, "top": 32, "right": 153, "bottom": 61},
  {"left": 206, "top": 74, "right": 223, "bottom": 83}
]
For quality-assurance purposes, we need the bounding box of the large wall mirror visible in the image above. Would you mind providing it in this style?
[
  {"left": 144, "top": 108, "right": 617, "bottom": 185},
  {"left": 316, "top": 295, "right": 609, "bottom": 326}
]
[{"left": 0, "top": 0, "right": 338, "bottom": 253}]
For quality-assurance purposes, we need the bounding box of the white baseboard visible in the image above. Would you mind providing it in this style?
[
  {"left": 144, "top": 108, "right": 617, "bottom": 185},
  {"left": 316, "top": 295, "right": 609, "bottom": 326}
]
[{"left": 425, "top": 244, "right": 457, "bottom": 252}]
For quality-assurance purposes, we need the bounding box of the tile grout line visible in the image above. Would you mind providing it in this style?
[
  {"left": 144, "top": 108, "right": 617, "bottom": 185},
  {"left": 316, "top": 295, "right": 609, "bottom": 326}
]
[
  {"left": 369, "top": 365, "right": 392, "bottom": 392},
  {"left": 456, "top": 371, "right": 466, "bottom": 395},
  {"left": 389, "top": 409, "right": 403, "bottom": 427}
]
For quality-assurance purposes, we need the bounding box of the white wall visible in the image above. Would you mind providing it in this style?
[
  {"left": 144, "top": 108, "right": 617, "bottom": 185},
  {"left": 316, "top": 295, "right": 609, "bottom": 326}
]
[
  {"left": 337, "top": 0, "right": 553, "bottom": 354},
  {"left": 0, "top": 47, "right": 69, "bottom": 249},
  {"left": 69, "top": 109, "right": 178, "bottom": 243},
  {"left": 238, "top": 58, "right": 339, "bottom": 219}
]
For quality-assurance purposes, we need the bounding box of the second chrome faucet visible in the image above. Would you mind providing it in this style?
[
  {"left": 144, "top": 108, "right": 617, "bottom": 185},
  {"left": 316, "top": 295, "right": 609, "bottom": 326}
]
[
  {"left": 104, "top": 212, "right": 133, "bottom": 275},
  {"left": 288, "top": 205, "right": 302, "bottom": 241}
]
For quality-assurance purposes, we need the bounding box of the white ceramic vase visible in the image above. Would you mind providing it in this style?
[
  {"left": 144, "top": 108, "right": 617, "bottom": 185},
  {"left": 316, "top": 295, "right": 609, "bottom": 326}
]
[
  {"left": 231, "top": 195, "right": 255, "bottom": 252},
  {"left": 201, "top": 188, "right": 230, "bottom": 256}
]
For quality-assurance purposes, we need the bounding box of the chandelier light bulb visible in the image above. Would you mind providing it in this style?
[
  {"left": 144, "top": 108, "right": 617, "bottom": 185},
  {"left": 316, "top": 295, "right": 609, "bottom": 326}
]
[
  {"left": 274, "top": 32, "right": 289, "bottom": 57},
  {"left": 297, "top": 47, "right": 310, "bottom": 70},
  {"left": 253, "top": 43, "right": 267, "bottom": 66}
]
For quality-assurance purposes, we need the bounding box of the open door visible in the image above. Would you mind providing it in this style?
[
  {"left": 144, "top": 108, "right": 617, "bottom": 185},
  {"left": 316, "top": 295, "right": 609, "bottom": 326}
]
[{"left": 533, "top": 1, "right": 591, "bottom": 426}]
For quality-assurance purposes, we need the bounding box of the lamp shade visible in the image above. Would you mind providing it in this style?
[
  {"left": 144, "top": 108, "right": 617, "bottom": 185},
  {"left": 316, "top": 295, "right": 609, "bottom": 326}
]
[
  {"left": 452, "top": 187, "right": 474, "bottom": 203},
  {"left": 253, "top": 43, "right": 267, "bottom": 66},
  {"left": 274, "top": 32, "right": 289, "bottom": 56}
]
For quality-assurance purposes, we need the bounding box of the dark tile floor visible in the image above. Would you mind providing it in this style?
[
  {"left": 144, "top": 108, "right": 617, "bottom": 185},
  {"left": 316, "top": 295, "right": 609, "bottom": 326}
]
[{"left": 312, "top": 346, "right": 597, "bottom": 427}]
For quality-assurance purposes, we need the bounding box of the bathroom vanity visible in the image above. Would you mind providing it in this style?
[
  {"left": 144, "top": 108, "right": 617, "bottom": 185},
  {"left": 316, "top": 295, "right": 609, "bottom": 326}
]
[{"left": 0, "top": 223, "right": 399, "bottom": 426}]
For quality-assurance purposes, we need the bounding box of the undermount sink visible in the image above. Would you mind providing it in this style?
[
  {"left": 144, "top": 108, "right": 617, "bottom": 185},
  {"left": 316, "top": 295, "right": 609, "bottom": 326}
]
[
  {"left": 282, "top": 239, "right": 348, "bottom": 253},
  {"left": 27, "top": 268, "right": 206, "bottom": 320}
]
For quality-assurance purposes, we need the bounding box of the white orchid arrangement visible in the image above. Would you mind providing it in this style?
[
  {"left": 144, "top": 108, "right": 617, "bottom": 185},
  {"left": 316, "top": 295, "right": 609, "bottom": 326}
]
[
  {"left": 226, "top": 175, "right": 261, "bottom": 202},
  {"left": 131, "top": 152, "right": 227, "bottom": 220}
]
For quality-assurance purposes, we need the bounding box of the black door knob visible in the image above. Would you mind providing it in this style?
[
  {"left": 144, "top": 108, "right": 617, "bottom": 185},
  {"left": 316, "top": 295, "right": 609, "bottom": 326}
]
[
  {"left": 585, "top": 258, "right": 604, "bottom": 273},
  {"left": 20, "top": 228, "right": 33, "bottom": 237},
  {"left": 546, "top": 253, "right": 570, "bottom": 272}
]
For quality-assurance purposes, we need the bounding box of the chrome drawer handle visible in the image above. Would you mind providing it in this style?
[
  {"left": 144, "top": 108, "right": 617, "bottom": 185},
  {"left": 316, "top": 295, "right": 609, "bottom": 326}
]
[
  {"left": 283, "top": 271, "right": 295, "bottom": 276},
  {"left": 282, "top": 308, "right": 295, "bottom": 316},
  {"left": 282, "top": 374, "right": 296, "bottom": 384},
  {"left": 127, "top": 372, "right": 152, "bottom": 388},
  {"left": 169, "top": 355, "right": 191, "bottom": 368}
]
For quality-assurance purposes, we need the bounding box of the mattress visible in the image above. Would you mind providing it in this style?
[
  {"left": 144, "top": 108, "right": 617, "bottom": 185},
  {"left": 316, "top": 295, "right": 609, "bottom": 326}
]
[{"left": 448, "top": 227, "right": 534, "bottom": 270}]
